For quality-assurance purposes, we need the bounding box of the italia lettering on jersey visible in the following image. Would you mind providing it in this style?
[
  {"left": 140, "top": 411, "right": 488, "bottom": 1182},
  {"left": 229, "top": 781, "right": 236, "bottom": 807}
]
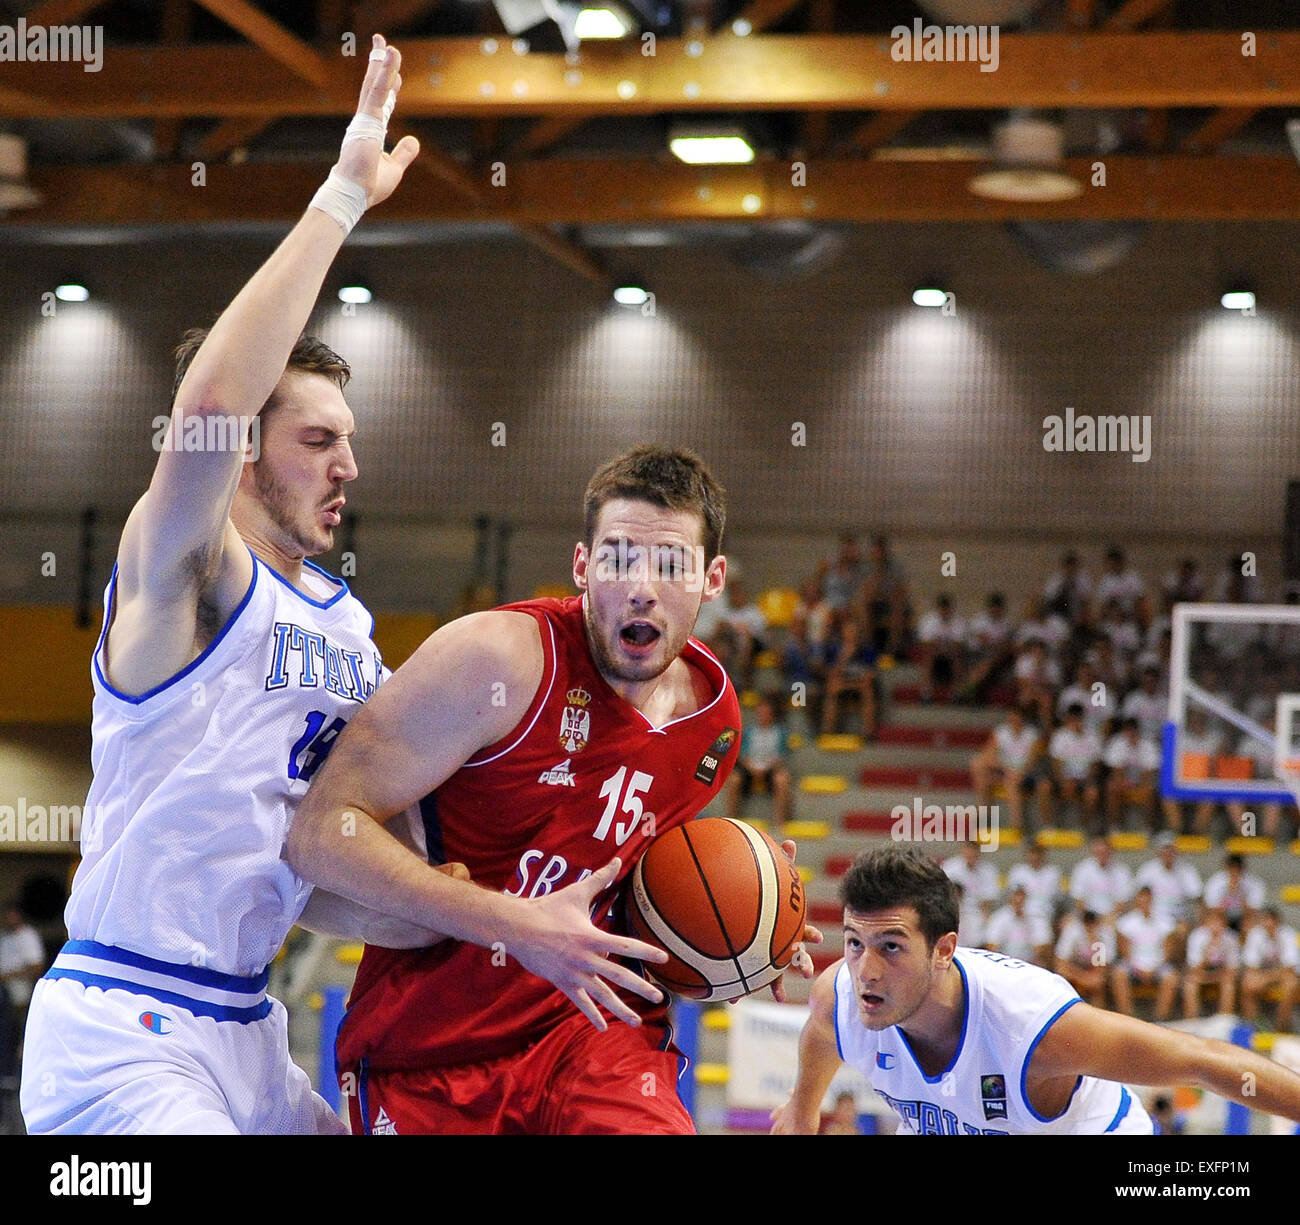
[
  {"left": 337, "top": 594, "right": 741, "bottom": 1071},
  {"left": 264, "top": 621, "right": 380, "bottom": 699},
  {"left": 873, "top": 1090, "right": 1007, "bottom": 1135}
]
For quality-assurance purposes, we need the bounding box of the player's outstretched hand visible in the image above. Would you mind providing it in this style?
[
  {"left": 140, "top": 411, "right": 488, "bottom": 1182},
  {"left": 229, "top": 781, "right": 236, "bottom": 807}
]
[
  {"left": 511, "top": 858, "right": 670, "bottom": 1032},
  {"left": 769, "top": 1096, "right": 820, "bottom": 1135},
  {"left": 767, "top": 838, "right": 824, "bottom": 1004},
  {"left": 335, "top": 33, "right": 420, "bottom": 207}
]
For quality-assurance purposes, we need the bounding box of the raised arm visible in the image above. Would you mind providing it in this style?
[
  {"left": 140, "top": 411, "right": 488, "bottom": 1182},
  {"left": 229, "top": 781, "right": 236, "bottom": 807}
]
[
  {"left": 1031, "top": 1002, "right": 1300, "bottom": 1122},
  {"left": 286, "top": 609, "right": 669, "bottom": 1029},
  {"left": 108, "top": 35, "right": 420, "bottom": 694},
  {"left": 771, "top": 962, "right": 844, "bottom": 1134}
]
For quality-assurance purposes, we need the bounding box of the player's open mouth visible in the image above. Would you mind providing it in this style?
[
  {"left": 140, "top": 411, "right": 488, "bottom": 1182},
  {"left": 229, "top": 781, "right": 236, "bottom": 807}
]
[
  {"left": 323, "top": 499, "right": 344, "bottom": 527},
  {"left": 620, "top": 621, "right": 662, "bottom": 654},
  {"left": 860, "top": 992, "right": 885, "bottom": 1011}
]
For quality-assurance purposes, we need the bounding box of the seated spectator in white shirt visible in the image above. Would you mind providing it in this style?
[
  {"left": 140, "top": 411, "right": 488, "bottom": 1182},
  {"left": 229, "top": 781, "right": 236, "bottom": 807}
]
[
  {"left": 1203, "top": 853, "right": 1266, "bottom": 933},
  {"left": 1135, "top": 832, "right": 1202, "bottom": 936},
  {"left": 1054, "top": 908, "right": 1116, "bottom": 1008},
  {"left": 1162, "top": 557, "right": 1206, "bottom": 609},
  {"left": 1006, "top": 839, "right": 1062, "bottom": 922},
  {"left": 1210, "top": 554, "right": 1261, "bottom": 605},
  {"left": 1099, "top": 598, "right": 1142, "bottom": 673},
  {"left": 1112, "top": 886, "right": 1178, "bottom": 1019},
  {"left": 959, "top": 592, "right": 1018, "bottom": 703},
  {"left": 942, "top": 842, "right": 998, "bottom": 940},
  {"left": 1057, "top": 659, "right": 1116, "bottom": 741},
  {"left": 983, "top": 886, "right": 1052, "bottom": 967},
  {"left": 1069, "top": 835, "right": 1133, "bottom": 920},
  {"left": 1043, "top": 551, "right": 1093, "bottom": 625},
  {"left": 1088, "top": 637, "right": 1132, "bottom": 700},
  {"left": 916, "top": 593, "right": 966, "bottom": 701},
  {"left": 1103, "top": 717, "right": 1162, "bottom": 831},
  {"left": 970, "top": 705, "right": 1043, "bottom": 833},
  {"left": 1181, "top": 908, "right": 1240, "bottom": 1019},
  {"left": 1120, "top": 665, "right": 1166, "bottom": 744},
  {"left": 1094, "top": 546, "right": 1148, "bottom": 622},
  {"left": 1017, "top": 595, "right": 1072, "bottom": 660},
  {"left": 1241, "top": 907, "right": 1299, "bottom": 1031},
  {"left": 710, "top": 576, "right": 768, "bottom": 691},
  {"left": 726, "top": 694, "right": 793, "bottom": 827},
  {"left": 820, "top": 614, "right": 878, "bottom": 739},
  {"left": 820, "top": 532, "right": 863, "bottom": 613},
  {"left": 1037, "top": 704, "right": 1102, "bottom": 831},
  {"left": 1014, "top": 638, "right": 1060, "bottom": 730}
]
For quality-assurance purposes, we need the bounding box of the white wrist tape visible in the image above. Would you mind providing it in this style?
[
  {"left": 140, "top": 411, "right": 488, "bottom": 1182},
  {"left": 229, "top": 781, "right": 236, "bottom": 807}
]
[{"left": 309, "top": 168, "right": 369, "bottom": 236}]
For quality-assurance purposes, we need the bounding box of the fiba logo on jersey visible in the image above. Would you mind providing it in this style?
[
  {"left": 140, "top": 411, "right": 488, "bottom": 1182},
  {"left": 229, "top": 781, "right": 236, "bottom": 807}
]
[{"left": 560, "top": 688, "right": 592, "bottom": 753}]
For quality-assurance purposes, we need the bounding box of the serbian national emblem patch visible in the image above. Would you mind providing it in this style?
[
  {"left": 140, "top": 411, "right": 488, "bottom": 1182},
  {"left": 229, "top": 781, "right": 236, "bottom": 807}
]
[{"left": 560, "top": 687, "right": 592, "bottom": 753}]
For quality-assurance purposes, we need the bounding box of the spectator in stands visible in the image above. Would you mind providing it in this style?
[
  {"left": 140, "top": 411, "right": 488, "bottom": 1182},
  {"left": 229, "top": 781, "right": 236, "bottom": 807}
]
[
  {"left": 1173, "top": 707, "right": 1223, "bottom": 835},
  {"left": 1211, "top": 554, "right": 1261, "bottom": 605},
  {"left": 1135, "top": 833, "right": 1203, "bottom": 944},
  {"left": 696, "top": 575, "right": 767, "bottom": 692},
  {"left": 0, "top": 900, "right": 43, "bottom": 1080},
  {"left": 1057, "top": 658, "right": 1116, "bottom": 741},
  {"left": 1043, "top": 550, "right": 1093, "bottom": 625},
  {"left": 1120, "top": 665, "right": 1166, "bottom": 745},
  {"left": 915, "top": 593, "right": 966, "bottom": 702},
  {"left": 781, "top": 606, "right": 826, "bottom": 731},
  {"left": 1203, "top": 853, "right": 1266, "bottom": 933},
  {"left": 1099, "top": 598, "right": 1142, "bottom": 678},
  {"left": 1162, "top": 557, "right": 1206, "bottom": 609},
  {"left": 820, "top": 532, "right": 863, "bottom": 614},
  {"left": 970, "top": 705, "right": 1043, "bottom": 833},
  {"left": 820, "top": 614, "right": 878, "bottom": 740},
  {"left": 1225, "top": 713, "right": 1296, "bottom": 841},
  {"left": 1007, "top": 837, "right": 1063, "bottom": 921},
  {"left": 1181, "top": 908, "right": 1240, "bottom": 1019},
  {"left": 983, "top": 885, "right": 1052, "bottom": 967},
  {"left": 857, "top": 534, "right": 910, "bottom": 657},
  {"left": 1088, "top": 637, "right": 1132, "bottom": 699},
  {"left": 1241, "top": 908, "right": 1298, "bottom": 1031},
  {"left": 1054, "top": 908, "right": 1115, "bottom": 1007},
  {"left": 1095, "top": 545, "right": 1148, "bottom": 623},
  {"left": 1112, "top": 885, "right": 1179, "bottom": 1020},
  {"left": 1103, "top": 717, "right": 1162, "bottom": 832},
  {"left": 1013, "top": 638, "right": 1060, "bottom": 729},
  {"left": 726, "top": 695, "right": 793, "bottom": 828},
  {"left": 793, "top": 574, "right": 832, "bottom": 649},
  {"left": 1069, "top": 835, "right": 1133, "bottom": 920},
  {"left": 1017, "top": 595, "right": 1072, "bottom": 667},
  {"left": 1038, "top": 703, "right": 1103, "bottom": 830},
  {"left": 959, "top": 592, "right": 1018, "bottom": 703},
  {"left": 942, "top": 842, "right": 998, "bottom": 944}
]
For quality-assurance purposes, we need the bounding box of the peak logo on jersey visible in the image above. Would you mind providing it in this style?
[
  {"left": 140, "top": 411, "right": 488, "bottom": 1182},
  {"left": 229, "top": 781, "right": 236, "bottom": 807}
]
[
  {"left": 876, "top": 1052, "right": 895, "bottom": 1070},
  {"left": 539, "top": 759, "right": 577, "bottom": 787},
  {"left": 560, "top": 693, "right": 592, "bottom": 754},
  {"left": 980, "top": 1073, "right": 1007, "bottom": 1121},
  {"left": 138, "top": 1011, "right": 172, "bottom": 1035},
  {"left": 371, "top": 1107, "right": 398, "bottom": 1135},
  {"left": 694, "top": 727, "right": 737, "bottom": 785}
]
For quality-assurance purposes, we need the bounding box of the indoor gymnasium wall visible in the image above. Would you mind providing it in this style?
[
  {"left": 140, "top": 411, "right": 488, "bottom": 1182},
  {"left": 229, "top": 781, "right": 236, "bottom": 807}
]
[{"left": 0, "top": 221, "right": 1295, "bottom": 616}]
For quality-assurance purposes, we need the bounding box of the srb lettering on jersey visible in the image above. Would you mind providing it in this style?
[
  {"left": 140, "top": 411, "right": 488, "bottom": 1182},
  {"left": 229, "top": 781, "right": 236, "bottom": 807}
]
[
  {"left": 875, "top": 1089, "right": 1008, "bottom": 1135},
  {"left": 264, "top": 621, "right": 379, "bottom": 700},
  {"left": 506, "top": 848, "right": 594, "bottom": 898}
]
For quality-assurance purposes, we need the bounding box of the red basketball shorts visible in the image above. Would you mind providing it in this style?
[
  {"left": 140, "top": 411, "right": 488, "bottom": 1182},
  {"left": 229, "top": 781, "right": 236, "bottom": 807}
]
[{"left": 346, "top": 1012, "right": 693, "bottom": 1135}]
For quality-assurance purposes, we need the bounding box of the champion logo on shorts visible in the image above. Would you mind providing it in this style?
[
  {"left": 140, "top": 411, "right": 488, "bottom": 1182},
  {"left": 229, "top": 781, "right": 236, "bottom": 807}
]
[
  {"left": 138, "top": 1010, "right": 172, "bottom": 1035},
  {"left": 372, "top": 1107, "right": 398, "bottom": 1135}
]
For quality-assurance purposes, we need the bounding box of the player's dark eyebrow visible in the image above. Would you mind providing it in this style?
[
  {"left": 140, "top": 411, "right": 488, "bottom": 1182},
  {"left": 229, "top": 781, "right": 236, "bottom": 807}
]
[{"left": 300, "top": 426, "right": 355, "bottom": 442}]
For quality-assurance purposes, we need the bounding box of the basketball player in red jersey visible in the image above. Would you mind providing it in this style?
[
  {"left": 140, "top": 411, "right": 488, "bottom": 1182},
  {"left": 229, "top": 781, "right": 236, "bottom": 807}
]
[{"left": 289, "top": 447, "right": 814, "bottom": 1133}]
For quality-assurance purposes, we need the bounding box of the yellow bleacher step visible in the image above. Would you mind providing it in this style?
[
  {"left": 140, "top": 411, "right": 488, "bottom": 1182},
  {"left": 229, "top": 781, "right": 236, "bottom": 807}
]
[
  {"left": 1278, "top": 884, "right": 1300, "bottom": 905},
  {"left": 741, "top": 689, "right": 760, "bottom": 707},
  {"left": 1253, "top": 1033, "right": 1279, "bottom": 1054},
  {"left": 816, "top": 734, "right": 863, "bottom": 752},
  {"left": 784, "top": 820, "right": 830, "bottom": 841},
  {"left": 703, "top": 1009, "right": 731, "bottom": 1032},
  {"left": 743, "top": 818, "right": 769, "bottom": 833},
  {"left": 336, "top": 943, "right": 365, "bottom": 965},
  {"left": 1036, "top": 829, "right": 1085, "bottom": 849},
  {"left": 1175, "top": 835, "right": 1212, "bottom": 854},
  {"left": 788, "top": 733, "right": 805, "bottom": 750},
  {"left": 1291, "top": 840, "right": 1300, "bottom": 856},
  {"left": 996, "top": 828, "right": 1022, "bottom": 847},
  {"left": 1110, "top": 832, "right": 1147, "bottom": 852},
  {"left": 1224, "top": 836, "right": 1275, "bottom": 856},
  {"left": 797, "top": 865, "right": 814, "bottom": 884},
  {"left": 696, "top": 1063, "right": 729, "bottom": 1086},
  {"left": 801, "top": 774, "right": 848, "bottom": 795},
  {"left": 754, "top": 649, "right": 780, "bottom": 670}
]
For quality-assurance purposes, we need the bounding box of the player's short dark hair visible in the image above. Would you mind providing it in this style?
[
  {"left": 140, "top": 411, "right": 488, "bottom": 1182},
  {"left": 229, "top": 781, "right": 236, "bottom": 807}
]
[
  {"left": 839, "top": 847, "right": 959, "bottom": 951},
  {"left": 170, "top": 327, "right": 351, "bottom": 411},
  {"left": 583, "top": 446, "right": 726, "bottom": 561}
]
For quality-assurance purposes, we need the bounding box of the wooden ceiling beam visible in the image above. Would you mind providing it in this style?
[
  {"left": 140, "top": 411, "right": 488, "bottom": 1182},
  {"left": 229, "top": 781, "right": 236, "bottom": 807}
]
[
  {"left": 847, "top": 110, "right": 922, "bottom": 154},
  {"left": 1182, "top": 107, "right": 1262, "bottom": 154},
  {"left": 188, "top": 0, "right": 331, "bottom": 86},
  {"left": 5, "top": 34, "right": 1299, "bottom": 118},
  {"left": 1104, "top": 0, "right": 1173, "bottom": 31},
  {"left": 196, "top": 115, "right": 278, "bottom": 159},
  {"left": 13, "top": 155, "right": 1300, "bottom": 226},
  {"left": 354, "top": 1, "right": 446, "bottom": 35},
  {"left": 509, "top": 113, "right": 595, "bottom": 156}
]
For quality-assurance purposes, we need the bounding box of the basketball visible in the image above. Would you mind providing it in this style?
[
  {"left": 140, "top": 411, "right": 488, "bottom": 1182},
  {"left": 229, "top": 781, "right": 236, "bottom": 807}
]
[{"left": 625, "top": 817, "right": 807, "bottom": 1002}]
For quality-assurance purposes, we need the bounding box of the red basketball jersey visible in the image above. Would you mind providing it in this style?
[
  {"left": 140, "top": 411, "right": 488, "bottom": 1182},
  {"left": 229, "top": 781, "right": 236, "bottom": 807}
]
[{"left": 337, "top": 595, "right": 742, "bottom": 1071}]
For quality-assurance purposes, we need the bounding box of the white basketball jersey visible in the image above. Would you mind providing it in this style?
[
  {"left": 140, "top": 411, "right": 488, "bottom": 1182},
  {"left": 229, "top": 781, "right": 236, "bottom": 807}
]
[
  {"left": 834, "top": 948, "right": 1152, "bottom": 1134},
  {"left": 66, "top": 551, "right": 383, "bottom": 977}
]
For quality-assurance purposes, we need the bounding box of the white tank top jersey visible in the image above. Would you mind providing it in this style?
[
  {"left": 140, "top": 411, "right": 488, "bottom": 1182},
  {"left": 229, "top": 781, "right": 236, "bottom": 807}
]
[
  {"left": 64, "top": 551, "right": 383, "bottom": 978},
  {"left": 833, "top": 948, "right": 1152, "bottom": 1134}
]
